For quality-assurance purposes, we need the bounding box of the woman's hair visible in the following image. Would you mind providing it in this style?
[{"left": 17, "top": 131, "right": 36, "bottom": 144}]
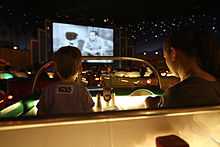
[
  {"left": 164, "top": 30, "right": 198, "bottom": 56},
  {"left": 53, "top": 46, "right": 81, "bottom": 79},
  {"left": 164, "top": 28, "right": 220, "bottom": 78}
]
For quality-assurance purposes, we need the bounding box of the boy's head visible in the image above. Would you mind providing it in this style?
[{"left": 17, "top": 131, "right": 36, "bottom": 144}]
[{"left": 53, "top": 46, "right": 82, "bottom": 79}]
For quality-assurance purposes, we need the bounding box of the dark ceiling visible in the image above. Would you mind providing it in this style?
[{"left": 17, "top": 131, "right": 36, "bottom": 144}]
[
  {"left": 30, "top": 1, "right": 219, "bottom": 13},
  {"left": 2, "top": 0, "right": 220, "bottom": 24}
]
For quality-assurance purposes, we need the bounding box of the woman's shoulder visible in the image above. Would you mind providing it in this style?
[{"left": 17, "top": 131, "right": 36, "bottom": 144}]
[
  {"left": 164, "top": 76, "right": 220, "bottom": 98},
  {"left": 163, "top": 77, "right": 200, "bottom": 98},
  {"left": 166, "top": 76, "right": 209, "bottom": 89}
]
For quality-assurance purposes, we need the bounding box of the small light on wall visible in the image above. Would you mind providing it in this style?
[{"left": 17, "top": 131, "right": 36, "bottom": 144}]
[
  {"left": 104, "top": 18, "right": 109, "bottom": 23},
  {"left": 7, "top": 95, "right": 13, "bottom": 100},
  {"left": 147, "top": 79, "right": 152, "bottom": 84},
  {"left": 0, "top": 99, "right": 4, "bottom": 103},
  {"left": 47, "top": 72, "right": 55, "bottom": 79},
  {"left": 13, "top": 46, "right": 19, "bottom": 50},
  {"left": 161, "top": 72, "right": 167, "bottom": 77}
]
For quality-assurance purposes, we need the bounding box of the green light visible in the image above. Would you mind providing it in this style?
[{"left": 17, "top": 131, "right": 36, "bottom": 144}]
[
  {"left": 25, "top": 100, "right": 38, "bottom": 109},
  {"left": 0, "top": 101, "right": 24, "bottom": 118},
  {"left": 0, "top": 73, "right": 14, "bottom": 79}
]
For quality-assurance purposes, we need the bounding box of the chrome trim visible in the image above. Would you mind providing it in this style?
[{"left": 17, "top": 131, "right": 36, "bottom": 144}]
[{"left": 1, "top": 105, "right": 220, "bottom": 130}]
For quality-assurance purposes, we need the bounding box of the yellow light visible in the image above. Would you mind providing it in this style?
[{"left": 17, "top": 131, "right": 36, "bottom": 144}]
[
  {"left": 104, "top": 77, "right": 110, "bottom": 80},
  {"left": 7, "top": 95, "right": 13, "bottom": 100},
  {"left": 125, "top": 72, "right": 140, "bottom": 78},
  {"left": 115, "top": 95, "right": 147, "bottom": 110},
  {"left": 82, "top": 78, "right": 88, "bottom": 84},
  {"left": 47, "top": 72, "right": 55, "bottom": 79},
  {"left": 13, "top": 46, "right": 18, "bottom": 50},
  {"left": 167, "top": 73, "right": 176, "bottom": 77},
  {"left": 27, "top": 71, "right": 32, "bottom": 75},
  {"left": 147, "top": 79, "right": 152, "bottom": 84},
  {"left": 121, "top": 79, "right": 129, "bottom": 83},
  {"left": 91, "top": 95, "right": 153, "bottom": 111},
  {"left": 0, "top": 99, "right": 4, "bottom": 103},
  {"left": 133, "top": 80, "right": 140, "bottom": 84},
  {"left": 95, "top": 77, "right": 100, "bottom": 81},
  {"left": 161, "top": 72, "right": 167, "bottom": 77}
]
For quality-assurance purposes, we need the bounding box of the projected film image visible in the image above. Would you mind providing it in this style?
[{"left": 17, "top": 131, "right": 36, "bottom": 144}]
[{"left": 53, "top": 22, "right": 114, "bottom": 57}]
